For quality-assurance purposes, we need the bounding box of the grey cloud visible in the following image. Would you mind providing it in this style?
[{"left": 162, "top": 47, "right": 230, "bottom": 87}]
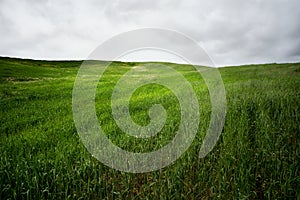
[{"left": 0, "top": 0, "right": 299, "bottom": 66}]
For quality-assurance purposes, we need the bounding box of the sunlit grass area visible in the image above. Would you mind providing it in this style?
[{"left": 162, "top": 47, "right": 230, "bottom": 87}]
[{"left": 0, "top": 57, "right": 299, "bottom": 199}]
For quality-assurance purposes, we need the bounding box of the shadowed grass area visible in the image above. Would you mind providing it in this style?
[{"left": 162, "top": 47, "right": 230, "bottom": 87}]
[{"left": 0, "top": 57, "right": 299, "bottom": 199}]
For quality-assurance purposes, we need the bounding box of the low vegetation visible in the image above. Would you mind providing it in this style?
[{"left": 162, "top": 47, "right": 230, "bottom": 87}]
[{"left": 0, "top": 57, "right": 299, "bottom": 199}]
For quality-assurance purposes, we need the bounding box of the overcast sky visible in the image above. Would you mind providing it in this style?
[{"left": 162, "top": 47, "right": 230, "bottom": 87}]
[{"left": 0, "top": 0, "right": 299, "bottom": 66}]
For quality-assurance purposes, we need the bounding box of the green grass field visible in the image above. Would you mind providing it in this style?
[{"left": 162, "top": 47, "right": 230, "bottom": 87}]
[{"left": 0, "top": 57, "right": 299, "bottom": 199}]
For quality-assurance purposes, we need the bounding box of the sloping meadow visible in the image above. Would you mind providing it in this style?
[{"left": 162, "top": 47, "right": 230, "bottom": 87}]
[{"left": 0, "top": 57, "right": 299, "bottom": 199}]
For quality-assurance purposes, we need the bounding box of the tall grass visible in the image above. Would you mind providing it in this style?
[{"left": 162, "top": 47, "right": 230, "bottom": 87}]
[{"left": 0, "top": 57, "right": 299, "bottom": 199}]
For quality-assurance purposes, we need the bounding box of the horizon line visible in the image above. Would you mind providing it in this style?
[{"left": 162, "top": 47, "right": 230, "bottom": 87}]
[{"left": 0, "top": 55, "right": 299, "bottom": 69}]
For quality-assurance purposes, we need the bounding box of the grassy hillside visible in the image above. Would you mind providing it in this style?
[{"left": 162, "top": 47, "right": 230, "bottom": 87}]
[{"left": 0, "top": 57, "right": 299, "bottom": 199}]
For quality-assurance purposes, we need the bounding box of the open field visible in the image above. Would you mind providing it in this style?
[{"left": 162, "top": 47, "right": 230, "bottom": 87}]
[{"left": 0, "top": 57, "right": 299, "bottom": 199}]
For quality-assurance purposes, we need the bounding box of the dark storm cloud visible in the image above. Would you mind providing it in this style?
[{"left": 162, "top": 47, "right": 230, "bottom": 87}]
[{"left": 0, "top": 0, "right": 299, "bottom": 66}]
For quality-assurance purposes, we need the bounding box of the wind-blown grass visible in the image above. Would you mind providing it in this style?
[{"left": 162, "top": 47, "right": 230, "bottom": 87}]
[{"left": 0, "top": 57, "right": 299, "bottom": 199}]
